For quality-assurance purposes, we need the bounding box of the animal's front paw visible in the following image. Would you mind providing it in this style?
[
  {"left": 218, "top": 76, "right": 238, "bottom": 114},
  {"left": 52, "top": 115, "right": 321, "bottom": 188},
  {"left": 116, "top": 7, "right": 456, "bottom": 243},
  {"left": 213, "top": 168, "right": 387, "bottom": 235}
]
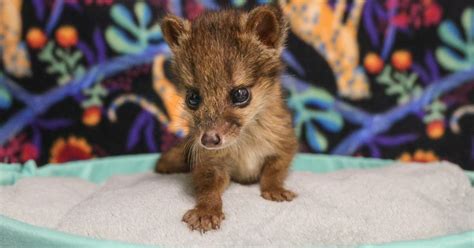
[
  {"left": 155, "top": 159, "right": 173, "bottom": 174},
  {"left": 261, "top": 188, "right": 296, "bottom": 202},
  {"left": 155, "top": 159, "right": 188, "bottom": 174},
  {"left": 182, "top": 208, "right": 225, "bottom": 232}
]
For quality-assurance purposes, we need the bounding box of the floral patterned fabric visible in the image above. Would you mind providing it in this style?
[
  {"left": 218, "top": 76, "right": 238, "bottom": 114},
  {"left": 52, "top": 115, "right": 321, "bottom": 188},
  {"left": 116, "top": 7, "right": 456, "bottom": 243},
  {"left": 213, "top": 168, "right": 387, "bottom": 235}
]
[{"left": 0, "top": 0, "right": 473, "bottom": 170}]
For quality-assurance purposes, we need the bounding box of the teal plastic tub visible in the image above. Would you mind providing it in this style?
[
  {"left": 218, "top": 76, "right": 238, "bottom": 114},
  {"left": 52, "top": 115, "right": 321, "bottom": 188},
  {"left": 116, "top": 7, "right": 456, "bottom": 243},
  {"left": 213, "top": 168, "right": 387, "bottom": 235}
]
[{"left": 1, "top": 154, "right": 473, "bottom": 248}]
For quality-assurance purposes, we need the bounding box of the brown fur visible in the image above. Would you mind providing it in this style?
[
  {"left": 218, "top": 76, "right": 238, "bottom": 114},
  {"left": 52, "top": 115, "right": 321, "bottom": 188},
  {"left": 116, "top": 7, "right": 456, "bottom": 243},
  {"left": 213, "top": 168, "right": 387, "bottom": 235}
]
[{"left": 155, "top": 5, "right": 298, "bottom": 232}]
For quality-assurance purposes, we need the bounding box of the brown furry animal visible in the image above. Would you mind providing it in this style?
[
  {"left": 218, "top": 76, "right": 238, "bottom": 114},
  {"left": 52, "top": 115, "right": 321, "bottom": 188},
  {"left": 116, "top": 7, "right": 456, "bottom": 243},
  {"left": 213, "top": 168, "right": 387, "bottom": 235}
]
[{"left": 155, "top": 5, "right": 298, "bottom": 233}]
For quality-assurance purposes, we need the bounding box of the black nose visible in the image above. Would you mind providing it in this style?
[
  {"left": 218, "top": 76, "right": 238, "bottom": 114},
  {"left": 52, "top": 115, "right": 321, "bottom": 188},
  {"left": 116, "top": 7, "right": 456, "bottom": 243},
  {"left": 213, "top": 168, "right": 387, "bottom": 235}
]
[{"left": 201, "top": 131, "right": 221, "bottom": 147}]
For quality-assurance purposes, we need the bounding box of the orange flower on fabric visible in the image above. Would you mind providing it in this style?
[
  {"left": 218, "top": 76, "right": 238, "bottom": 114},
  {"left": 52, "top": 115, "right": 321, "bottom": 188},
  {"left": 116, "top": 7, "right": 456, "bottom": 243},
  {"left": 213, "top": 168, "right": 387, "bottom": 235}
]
[
  {"left": 364, "top": 53, "right": 384, "bottom": 74},
  {"left": 50, "top": 136, "right": 93, "bottom": 163},
  {"left": 426, "top": 120, "right": 445, "bottom": 139},
  {"left": 82, "top": 106, "right": 102, "bottom": 126},
  {"left": 55, "top": 25, "right": 78, "bottom": 48},
  {"left": 26, "top": 28, "right": 47, "bottom": 49},
  {"left": 398, "top": 149, "right": 439, "bottom": 163},
  {"left": 391, "top": 50, "right": 412, "bottom": 71}
]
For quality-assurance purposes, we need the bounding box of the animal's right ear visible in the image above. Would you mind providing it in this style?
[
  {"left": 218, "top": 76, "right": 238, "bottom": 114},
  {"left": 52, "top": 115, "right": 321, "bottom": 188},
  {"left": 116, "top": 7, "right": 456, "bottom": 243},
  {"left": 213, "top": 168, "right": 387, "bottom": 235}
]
[{"left": 161, "top": 15, "right": 190, "bottom": 50}]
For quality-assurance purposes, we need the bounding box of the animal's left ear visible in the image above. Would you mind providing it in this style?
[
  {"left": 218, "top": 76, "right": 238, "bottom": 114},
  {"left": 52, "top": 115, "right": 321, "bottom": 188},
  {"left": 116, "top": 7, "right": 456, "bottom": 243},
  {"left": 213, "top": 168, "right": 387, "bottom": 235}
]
[
  {"left": 246, "top": 5, "right": 287, "bottom": 49},
  {"left": 161, "top": 15, "right": 190, "bottom": 51}
]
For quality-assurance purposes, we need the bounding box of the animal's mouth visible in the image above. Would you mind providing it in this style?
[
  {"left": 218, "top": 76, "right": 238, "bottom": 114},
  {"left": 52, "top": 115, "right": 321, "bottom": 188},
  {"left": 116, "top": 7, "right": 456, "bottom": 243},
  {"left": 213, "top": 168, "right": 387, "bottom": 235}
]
[
  {"left": 199, "top": 139, "right": 228, "bottom": 150},
  {"left": 200, "top": 145, "right": 225, "bottom": 151}
]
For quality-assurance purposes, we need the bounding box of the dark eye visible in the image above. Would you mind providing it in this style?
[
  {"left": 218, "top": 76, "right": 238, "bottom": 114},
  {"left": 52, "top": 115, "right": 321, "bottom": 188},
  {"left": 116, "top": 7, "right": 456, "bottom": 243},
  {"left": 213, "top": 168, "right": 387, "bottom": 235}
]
[
  {"left": 186, "top": 90, "right": 201, "bottom": 109},
  {"left": 231, "top": 88, "right": 250, "bottom": 106}
]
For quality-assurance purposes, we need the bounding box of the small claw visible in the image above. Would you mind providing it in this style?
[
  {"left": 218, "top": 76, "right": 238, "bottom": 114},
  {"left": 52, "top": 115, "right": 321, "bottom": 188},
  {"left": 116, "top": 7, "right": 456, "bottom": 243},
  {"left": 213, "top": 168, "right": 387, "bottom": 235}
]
[
  {"left": 261, "top": 188, "right": 297, "bottom": 202},
  {"left": 182, "top": 208, "right": 225, "bottom": 232}
]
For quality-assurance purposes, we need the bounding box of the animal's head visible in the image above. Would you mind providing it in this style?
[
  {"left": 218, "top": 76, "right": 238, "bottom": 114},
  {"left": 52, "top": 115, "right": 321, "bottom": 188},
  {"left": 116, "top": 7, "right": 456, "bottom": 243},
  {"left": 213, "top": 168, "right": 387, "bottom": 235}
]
[{"left": 161, "top": 6, "right": 287, "bottom": 150}]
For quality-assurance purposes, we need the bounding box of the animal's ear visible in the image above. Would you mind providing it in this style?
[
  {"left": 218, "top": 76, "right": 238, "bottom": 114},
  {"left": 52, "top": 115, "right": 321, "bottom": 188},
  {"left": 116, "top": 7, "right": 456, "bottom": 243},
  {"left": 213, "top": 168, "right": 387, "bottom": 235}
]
[
  {"left": 245, "top": 5, "right": 287, "bottom": 49},
  {"left": 161, "top": 15, "right": 190, "bottom": 50}
]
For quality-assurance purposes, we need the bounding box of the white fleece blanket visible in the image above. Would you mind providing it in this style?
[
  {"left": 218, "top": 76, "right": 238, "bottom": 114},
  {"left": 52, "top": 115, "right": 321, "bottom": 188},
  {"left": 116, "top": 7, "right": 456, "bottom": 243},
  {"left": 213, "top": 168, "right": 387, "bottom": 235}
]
[{"left": 1, "top": 162, "right": 473, "bottom": 247}]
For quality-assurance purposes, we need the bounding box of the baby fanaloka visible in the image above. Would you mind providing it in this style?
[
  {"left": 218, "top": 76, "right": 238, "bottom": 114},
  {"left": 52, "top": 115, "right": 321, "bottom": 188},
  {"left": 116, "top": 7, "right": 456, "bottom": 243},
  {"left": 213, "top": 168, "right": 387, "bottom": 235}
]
[{"left": 155, "top": 5, "right": 297, "bottom": 232}]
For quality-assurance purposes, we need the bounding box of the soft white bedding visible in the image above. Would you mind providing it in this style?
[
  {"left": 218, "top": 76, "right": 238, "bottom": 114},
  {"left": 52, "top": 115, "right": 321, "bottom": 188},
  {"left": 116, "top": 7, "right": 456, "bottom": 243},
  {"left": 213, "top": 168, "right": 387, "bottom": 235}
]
[{"left": 1, "top": 161, "right": 473, "bottom": 247}]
